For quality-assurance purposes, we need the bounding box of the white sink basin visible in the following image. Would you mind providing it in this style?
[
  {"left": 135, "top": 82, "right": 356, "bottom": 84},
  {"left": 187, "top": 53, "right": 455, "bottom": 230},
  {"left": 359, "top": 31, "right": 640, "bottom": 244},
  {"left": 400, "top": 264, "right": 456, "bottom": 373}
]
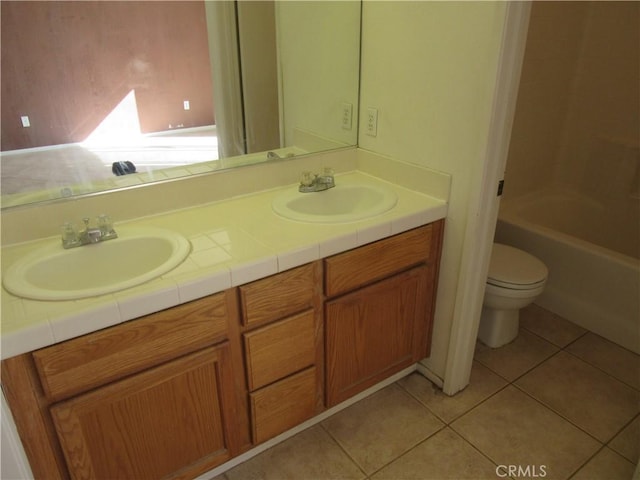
[
  {"left": 272, "top": 182, "right": 398, "bottom": 223},
  {"left": 3, "top": 227, "right": 190, "bottom": 301}
]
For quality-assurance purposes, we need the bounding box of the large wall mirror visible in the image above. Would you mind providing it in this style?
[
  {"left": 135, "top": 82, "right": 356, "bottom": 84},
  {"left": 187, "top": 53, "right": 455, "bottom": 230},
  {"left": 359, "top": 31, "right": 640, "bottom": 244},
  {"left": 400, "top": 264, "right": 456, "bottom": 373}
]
[{"left": 0, "top": 1, "right": 361, "bottom": 208}]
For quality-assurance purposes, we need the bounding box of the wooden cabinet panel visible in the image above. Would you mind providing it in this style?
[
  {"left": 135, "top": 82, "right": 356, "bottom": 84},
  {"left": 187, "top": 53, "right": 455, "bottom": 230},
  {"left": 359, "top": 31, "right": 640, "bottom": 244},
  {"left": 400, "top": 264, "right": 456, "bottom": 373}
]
[
  {"left": 1, "top": 354, "right": 68, "bottom": 479},
  {"left": 250, "top": 367, "right": 317, "bottom": 444},
  {"left": 51, "top": 345, "right": 237, "bottom": 480},
  {"left": 244, "top": 310, "right": 316, "bottom": 391},
  {"left": 324, "top": 225, "right": 433, "bottom": 297},
  {"left": 33, "top": 291, "right": 231, "bottom": 402},
  {"left": 325, "top": 267, "right": 429, "bottom": 406},
  {"left": 239, "top": 262, "right": 319, "bottom": 327}
]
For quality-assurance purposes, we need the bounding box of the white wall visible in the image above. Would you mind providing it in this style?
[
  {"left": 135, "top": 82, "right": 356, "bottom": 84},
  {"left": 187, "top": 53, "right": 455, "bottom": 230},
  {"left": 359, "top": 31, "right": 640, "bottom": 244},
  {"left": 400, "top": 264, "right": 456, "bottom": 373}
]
[{"left": 359, "top": 1, "right": 509, "bottom": 378}]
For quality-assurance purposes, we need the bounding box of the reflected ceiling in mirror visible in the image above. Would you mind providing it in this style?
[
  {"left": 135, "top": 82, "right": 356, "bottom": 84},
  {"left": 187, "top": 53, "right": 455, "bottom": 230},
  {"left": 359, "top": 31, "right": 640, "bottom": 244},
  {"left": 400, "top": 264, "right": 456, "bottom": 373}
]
[{"left": 0, "top": 0, "right": 361, "bottom": 208}]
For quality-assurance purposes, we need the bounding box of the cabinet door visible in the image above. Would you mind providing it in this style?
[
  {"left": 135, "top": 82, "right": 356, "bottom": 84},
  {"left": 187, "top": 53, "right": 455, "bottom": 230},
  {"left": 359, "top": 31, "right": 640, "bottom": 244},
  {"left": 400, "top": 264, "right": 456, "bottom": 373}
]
[
  {"left": 325, "top": 266, "right": 429, "bottom": 406},
  {"left": 50, "top": 344, "right": 238, "bottom": 480}
]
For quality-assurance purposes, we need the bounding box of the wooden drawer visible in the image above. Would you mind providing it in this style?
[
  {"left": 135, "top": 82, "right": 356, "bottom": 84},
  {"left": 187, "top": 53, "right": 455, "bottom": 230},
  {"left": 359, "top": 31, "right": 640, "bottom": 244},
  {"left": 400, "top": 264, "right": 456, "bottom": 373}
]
[
  {"left": 239, "top": 262, "right": 319, "bottom": 327},
  {"left": 244, "top": 310, "right": 316, "bottom": 391},
  {"left": 33, "top": 291, "right": 232, "bottom": 401},
  {"left": 324, "top": 224, "right": 434, "bottom": 297},
  {"left": 250, "top": 367, "right": 317, "bottom": 444}
]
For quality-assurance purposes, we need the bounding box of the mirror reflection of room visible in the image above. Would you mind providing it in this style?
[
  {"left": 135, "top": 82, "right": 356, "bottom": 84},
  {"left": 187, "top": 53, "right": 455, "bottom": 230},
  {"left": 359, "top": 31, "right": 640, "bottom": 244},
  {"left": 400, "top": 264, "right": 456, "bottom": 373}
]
[
  {"left": 0, "top": 1, "right": 360, "bottom": 207},
  {"left": 1, "top": 1, "right": 219, "bottom": 194}
]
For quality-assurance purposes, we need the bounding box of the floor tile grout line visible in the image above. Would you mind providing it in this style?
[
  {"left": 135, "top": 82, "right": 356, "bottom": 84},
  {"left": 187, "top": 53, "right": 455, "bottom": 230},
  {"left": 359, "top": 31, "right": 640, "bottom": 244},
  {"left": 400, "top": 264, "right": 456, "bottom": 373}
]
[
  {"left": 395, "top": 374, "right": 525, "bottom": 474},
  {"left": 565, "top": 444, "right": 607, "bottom": 480},
  {"left": 443, "top": 424, "right": 505, "bottom": 474},
  {"left": 317, "top": 422, "right": 369, "bottom": 479},
  {"left": 319, "top": 384, "right": 453, "bottom": 479},
  {"left": 395, "top": 368, "right": 514, "bottom": 427},
  {"left": 603, "top": 412, "right": 640, "bottom": 462},
  {"left": 358, "top": 423, "right": 450, "bottom": 479},
  {"left": 474, "top": 342, "right": 562, "bottom": 384},
  {"left": 559, "top": 347, "right": 640, "bottom": 392},
  {"left": 469, "top": 345, "right": 615, "bottom": 477},
  {"left": 509, "top": 381, "right": 607, "bottom": 446},
  {"left": 520, "top": 318, "right": 640, "bottom": 394},
  {"left": 477, "top": 335, "right": 622, "bottom": 446},
  {"left": 521, "top": 322, "right": 589, "bottom": 351},
  {"left": 562, "top": 353, "right": 640, "bottom": 393}
]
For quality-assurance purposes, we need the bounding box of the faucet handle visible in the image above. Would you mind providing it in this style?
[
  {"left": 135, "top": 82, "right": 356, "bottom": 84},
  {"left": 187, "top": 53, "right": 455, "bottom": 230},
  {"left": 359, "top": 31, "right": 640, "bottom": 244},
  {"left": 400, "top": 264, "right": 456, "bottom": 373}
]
[
  {"left": 322, "top": 167, "right": 335, "bottom": 188},
  {"left": 300, "top": 171, "right": 314, "bottom": 187},
  {"left": 97, "top": 214, "right": 112, "bottom": 233},
  {"left": 61, "top": 222, "right": 80, "bottom": 248},
  {"left": 97, "top": 214, "right": 117, "bottom": 239}
]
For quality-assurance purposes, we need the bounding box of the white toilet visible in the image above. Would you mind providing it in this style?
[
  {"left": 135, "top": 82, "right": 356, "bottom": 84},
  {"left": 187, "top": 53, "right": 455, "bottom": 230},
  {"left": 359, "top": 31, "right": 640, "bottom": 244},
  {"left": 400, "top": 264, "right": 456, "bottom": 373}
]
[{"left": 478, "top": 243, "right": 548, "bottom": 348}]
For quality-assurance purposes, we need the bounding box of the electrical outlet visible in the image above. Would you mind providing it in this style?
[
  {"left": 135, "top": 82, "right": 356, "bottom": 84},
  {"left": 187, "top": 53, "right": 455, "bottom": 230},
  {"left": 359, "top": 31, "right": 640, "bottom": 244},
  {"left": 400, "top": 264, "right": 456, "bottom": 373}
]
[
  {"left": 341, "top": 102, "right": 352, "bottom": 130},
  {"left": 183, "top": 100, "right": 190, "bottom": 111},
  {"left": 20, "top": 115, "right": 30, "bottom": 128},
  {"left": 366, "top": 108, "right": 378, "bottom": 136}
]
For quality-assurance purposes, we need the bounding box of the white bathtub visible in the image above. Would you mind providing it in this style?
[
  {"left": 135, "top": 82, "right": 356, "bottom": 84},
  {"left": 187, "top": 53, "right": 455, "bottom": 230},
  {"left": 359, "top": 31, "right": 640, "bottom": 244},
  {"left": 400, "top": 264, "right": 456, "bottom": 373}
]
[{"left": 495, "top": 190, "right": 640, "bottom": 354}]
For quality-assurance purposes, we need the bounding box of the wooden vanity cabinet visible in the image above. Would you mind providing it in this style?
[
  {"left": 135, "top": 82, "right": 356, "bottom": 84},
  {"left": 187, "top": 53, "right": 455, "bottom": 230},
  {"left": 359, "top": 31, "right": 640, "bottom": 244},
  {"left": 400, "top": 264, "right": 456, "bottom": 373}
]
[
  {"left": 238, "top": 261, "right": 324, "bottom": 444},
  {"left": 2, "top": 221, "right": 444, "bottom": 478},
  {"left": 324, "top": 222, "right": 443, "bottom": 406},
  {"left": 1, "top": 290, "right": 244, "bottom": 480}
]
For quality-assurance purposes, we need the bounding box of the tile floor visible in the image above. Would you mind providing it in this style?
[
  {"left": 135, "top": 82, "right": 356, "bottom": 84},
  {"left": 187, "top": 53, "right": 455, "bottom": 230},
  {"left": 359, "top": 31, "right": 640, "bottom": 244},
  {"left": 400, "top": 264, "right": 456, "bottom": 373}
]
[{"left": 214, "top": 304, "right": 639, "bottom": 480}]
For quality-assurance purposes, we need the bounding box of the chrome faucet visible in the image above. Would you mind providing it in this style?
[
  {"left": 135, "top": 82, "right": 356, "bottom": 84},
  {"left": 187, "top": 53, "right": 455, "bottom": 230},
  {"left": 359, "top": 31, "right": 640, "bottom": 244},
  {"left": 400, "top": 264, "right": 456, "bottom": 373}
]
[
  {"left": 266, "top": 151, "right": 281, "bottom": 160},
  {"left": 299, "top": 167, "right": 335, "bottom": 193},
  {"left": 62, "top": 215, "right": 117, "bottom": 249}
]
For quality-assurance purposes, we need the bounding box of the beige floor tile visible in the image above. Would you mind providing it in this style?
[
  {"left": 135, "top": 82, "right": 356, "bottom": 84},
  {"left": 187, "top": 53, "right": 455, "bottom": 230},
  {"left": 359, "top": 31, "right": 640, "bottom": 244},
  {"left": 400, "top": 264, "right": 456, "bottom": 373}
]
[
  {"left": 566, "top": 332, "right": 640, "bottom": 390},
  {"left": 474, "top": 329, "right": 559, "bottom": 381},
  {"left": 371, "top": 427, "right": 497, "bottom": 479},
  {"left": 520, "top": 304, "right": 587, "bottom": 347},
  {"left": 322, "top": 384, "right": 444, "bottom": 475},
  {"left": 398, "top": 363, "right": 507, "bottom": 423},
  {"left": 222, "top": 425, "right": 365, "bottom": 480},
  {"left": 609, "top": 415, "right": 640, "bottom": 464},
  {"left": 515, "top": 351, "right": 640, "bottom": 442},
  {"left": 571, "top": 447, "right": 636, "bottom": 480},
  {"left": 451, "top": 386, "right": 601, "bottom": 480}
]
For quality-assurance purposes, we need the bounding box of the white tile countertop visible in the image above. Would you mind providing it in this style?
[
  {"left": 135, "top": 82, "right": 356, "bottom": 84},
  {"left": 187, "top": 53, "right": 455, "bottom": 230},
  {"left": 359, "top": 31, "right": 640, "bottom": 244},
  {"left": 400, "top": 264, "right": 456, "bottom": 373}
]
[{"left": 0, "top": 152, "right": 449, "bottom": 360}]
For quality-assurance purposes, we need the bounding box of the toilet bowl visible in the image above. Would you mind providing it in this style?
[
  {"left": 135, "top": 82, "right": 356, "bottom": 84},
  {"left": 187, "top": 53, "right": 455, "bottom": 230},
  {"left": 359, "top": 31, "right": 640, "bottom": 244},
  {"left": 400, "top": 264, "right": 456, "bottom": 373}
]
[{"left": 478, "top": 243, "right": 548, "bottom": 348}]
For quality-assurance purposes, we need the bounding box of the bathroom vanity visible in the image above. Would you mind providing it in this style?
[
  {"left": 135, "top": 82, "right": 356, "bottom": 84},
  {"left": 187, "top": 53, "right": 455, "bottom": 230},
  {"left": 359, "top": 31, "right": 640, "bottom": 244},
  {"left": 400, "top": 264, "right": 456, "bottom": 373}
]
[
  {"left": 0, "top": 153, "right": 449, "bottom": 479},
  {"left": 2, "top": 222, "right": 443, "bottom": 479}
]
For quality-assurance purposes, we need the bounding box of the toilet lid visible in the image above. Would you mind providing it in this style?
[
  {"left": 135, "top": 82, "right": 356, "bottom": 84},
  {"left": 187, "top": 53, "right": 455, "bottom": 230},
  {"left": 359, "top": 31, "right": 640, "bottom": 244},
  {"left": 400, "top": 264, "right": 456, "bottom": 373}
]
[{"left": 487, "top": 243, "right": 548, "bottom": 289}]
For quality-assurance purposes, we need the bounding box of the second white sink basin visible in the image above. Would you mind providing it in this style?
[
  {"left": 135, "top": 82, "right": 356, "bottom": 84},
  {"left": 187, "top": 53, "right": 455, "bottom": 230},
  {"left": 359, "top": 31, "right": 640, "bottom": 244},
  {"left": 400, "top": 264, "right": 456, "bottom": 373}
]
[
  {"left": 3, "top": 226, "right": 191, "bottom": 301},
  {"left": 272, "top": 182, "right": 398, "bottom": 223}
]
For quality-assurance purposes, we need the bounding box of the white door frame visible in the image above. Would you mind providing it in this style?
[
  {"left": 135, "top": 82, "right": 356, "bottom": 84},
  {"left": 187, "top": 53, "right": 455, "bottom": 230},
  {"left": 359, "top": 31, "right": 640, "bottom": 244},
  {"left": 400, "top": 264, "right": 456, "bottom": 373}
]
[{"left": 442, "top": 1, "right": 532, "bottom": 396}]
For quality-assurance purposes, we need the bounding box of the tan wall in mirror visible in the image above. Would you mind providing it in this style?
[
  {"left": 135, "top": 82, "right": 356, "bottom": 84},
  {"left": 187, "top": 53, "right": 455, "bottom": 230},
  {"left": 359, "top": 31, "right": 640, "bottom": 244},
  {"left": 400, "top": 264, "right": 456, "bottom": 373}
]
[
  {"left": 277, "top": 1, "right": 361, "bottom": 146},
  {"left": 237, "top": 1, "right": 280, "bottom": 154},
  {"left": 0, "top": 1, "right": 214, "bottom": 151}
]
